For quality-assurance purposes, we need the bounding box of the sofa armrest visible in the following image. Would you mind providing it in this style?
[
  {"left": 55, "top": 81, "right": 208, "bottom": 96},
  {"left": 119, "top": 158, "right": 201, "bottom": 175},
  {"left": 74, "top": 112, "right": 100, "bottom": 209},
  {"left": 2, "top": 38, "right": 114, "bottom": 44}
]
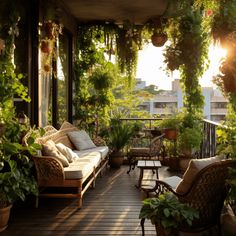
[
  {"left": 32, "top": 156, "right": 65, "bottom": 185},
  {"left": 92, "top": 136, "right": 107, "bottom": 146}
]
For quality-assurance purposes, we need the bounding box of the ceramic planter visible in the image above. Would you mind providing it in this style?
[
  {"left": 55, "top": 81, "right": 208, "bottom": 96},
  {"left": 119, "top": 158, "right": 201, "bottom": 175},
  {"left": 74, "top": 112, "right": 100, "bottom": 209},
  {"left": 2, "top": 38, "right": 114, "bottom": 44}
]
[
  {"left": 0, "top": 205, "right": 12, "bottom": 232},
  {"left": 162, "top": 128, "right": 178, "bottom": 140},
  {"left": 40, "top": 40, "right": 51, "bottom": 54},
  {"left": 223, "top": 77, "right": 236, "bottom": 93},
  {"left": 109, "top": 151, "right": 124, "bottom": 168},
  {"left": 151, "top": 32, "right": 168, "bottom": 47}
]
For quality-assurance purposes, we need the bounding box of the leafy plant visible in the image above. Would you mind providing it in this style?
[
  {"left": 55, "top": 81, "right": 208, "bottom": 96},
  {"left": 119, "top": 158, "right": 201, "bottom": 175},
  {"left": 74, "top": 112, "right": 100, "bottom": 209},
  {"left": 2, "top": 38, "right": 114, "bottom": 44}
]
[
  {"left": 158, "top": 117, "right": 180, "bottom": 130},
  {"left": 139, "top": 192, "right": 199, "bottom": 235},
  {"left": 108, "top": 119, "right": 135, "bottom": 152},
  {"left": 0, "top": 122, "right": 43, "bottom": 207}
]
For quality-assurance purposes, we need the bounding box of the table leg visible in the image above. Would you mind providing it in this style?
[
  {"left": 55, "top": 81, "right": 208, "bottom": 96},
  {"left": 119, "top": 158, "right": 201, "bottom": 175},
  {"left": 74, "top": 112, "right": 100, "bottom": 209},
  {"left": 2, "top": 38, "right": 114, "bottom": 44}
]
[
  {"left": 156, "top": 168, "right": 159, "bottom": 179},
  {"left": 136, "top": 168, "right": 144, "bottom": 189}
]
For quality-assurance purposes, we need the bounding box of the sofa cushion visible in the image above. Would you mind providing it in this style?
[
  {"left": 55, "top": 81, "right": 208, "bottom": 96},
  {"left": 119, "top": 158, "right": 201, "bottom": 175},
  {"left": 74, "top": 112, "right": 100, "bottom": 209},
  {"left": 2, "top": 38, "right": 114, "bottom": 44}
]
[
  {"left": 42, "top": 140, "right": 69, "bottom": 167},
  {"left": 176, "top": 156, "right": 223, "bottom": 194},
  {"left": 68, "top": 130, "right": 96, "bottom": 150},
  {"left": 73, "top": 146, "right": 108, "bottom": 160},
  {"left": 64, "top": 153, "right": 102, "bottom": 179},
  {"left": 164, "top": 176, "right": 182, "bottom": 190},
  {"left": 55, "top": 143, "right": 79, "bottom": 163}
]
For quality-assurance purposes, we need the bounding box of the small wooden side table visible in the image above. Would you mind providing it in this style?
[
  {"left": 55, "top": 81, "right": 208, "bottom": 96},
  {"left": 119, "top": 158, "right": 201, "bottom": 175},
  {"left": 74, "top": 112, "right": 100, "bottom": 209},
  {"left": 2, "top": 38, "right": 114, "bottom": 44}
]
[{"left": 136, "top": 160, "right": 162, "bottom": 188}]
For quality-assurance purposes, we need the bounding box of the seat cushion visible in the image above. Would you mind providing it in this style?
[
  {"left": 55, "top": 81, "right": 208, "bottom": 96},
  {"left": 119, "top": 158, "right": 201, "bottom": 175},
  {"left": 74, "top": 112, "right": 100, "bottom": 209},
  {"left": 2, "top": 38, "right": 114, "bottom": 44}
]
[
  {"left": 68, "top": 130, "right": 96, "bottom": 150},
  {"left": 176, "top": 156, "right": 223, "bottom": 194},
  {"left": 64, "top": 152, "right": 102, "bottom": 179},
  {"left": 163, "top": 176, "right": 182, "bottom": 190},
  {"left": 73, "top": 146, "right": 108, "bottom": 160}
]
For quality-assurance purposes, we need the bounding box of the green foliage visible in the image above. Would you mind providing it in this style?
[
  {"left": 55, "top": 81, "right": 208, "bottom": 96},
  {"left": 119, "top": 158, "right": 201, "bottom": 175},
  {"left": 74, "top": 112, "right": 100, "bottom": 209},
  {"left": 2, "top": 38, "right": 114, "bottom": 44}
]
[
  {"left": 217, "top": 106, "right": 236, "bottom": 159},
  {"left": 164, "top": 6, "right": 209, "bottom": 113},
  {"left": 139, "top": 192, "right": 199, "bottom": 235},
  {"left": 108, "top": 119, "right": 136, "bottom": 152},
  {"left": 0, "top": 122, "right": 43, "bottom": 206},
  {"left": 158, "top": 117, "right": 180, "bottom": 130}
]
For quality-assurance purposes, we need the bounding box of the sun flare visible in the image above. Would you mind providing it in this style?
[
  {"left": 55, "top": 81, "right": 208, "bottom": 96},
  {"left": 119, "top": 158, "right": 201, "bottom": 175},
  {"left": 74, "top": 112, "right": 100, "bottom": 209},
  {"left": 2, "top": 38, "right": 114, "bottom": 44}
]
[{"left": 136, "top": 43, "right": 227, "bottom": 90}]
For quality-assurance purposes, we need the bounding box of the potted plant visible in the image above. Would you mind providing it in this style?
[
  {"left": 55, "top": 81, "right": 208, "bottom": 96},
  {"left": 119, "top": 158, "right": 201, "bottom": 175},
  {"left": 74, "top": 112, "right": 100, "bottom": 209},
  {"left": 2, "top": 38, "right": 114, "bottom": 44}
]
[
  {"left": 108, "top": 119, "right": 135, "bottom": 168},
  {"left": 139, "top": 192, "right": 199, "bottom": 236},
  {"left": 0, "top": 120, "right": 42, "bottom": 232},
  {"left": 158, "top": 116, "right": 179, "bottom": 140}
]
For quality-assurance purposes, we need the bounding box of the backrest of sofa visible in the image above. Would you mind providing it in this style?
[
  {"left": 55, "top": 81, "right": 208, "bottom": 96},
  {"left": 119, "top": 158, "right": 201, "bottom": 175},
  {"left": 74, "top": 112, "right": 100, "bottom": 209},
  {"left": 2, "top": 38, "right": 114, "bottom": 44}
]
[{"left": 36, "top": 122, "right": 78, "bottom": 150}]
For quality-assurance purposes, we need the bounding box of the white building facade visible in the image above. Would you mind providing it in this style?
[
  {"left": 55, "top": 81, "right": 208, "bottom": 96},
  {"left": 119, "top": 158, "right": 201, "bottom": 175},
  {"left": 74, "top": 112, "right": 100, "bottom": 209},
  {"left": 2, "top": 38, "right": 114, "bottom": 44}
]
[{"left": 137, "top": 79, "right": 228, "bottom": 122}]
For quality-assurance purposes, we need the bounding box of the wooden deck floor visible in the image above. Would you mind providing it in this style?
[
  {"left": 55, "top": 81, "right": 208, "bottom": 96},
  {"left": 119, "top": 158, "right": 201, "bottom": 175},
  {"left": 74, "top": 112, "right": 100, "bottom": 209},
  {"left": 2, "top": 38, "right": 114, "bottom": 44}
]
[{"left": 2, "top": 165, "right": 177, "bottom": 236}]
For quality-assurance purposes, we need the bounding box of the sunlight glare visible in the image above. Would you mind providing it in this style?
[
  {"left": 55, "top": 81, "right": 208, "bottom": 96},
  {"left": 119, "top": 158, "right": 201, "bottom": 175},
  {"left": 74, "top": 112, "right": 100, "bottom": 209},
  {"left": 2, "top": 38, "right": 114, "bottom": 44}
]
[{"left": 136, "top": 43, "right": 227, "bottom": 90}]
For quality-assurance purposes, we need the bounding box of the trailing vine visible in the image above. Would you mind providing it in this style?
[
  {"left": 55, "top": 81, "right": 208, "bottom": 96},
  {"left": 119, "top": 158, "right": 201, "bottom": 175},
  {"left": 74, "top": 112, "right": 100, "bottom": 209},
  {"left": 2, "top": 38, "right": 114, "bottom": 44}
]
[{"left": 164, "top": 4, "right": 209, "bottom": 113}]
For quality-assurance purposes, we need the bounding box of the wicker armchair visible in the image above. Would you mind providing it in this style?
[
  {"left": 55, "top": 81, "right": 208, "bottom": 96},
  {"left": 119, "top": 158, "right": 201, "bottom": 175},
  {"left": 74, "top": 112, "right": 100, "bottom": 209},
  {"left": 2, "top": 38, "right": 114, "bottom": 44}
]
[
  {"left": 127, "top": 134, "right": 165, "bottom": 174},
  {"left": 141, "top": 159, "right": 236, "bottom": 235}
]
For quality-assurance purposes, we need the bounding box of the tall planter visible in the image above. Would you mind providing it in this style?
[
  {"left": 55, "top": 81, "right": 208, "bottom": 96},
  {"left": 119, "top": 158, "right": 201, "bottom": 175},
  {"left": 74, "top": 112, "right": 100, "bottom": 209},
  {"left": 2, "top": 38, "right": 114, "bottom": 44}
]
[
  {"left": 0, "top": 205, "right": 12, "bottom": 232},
  {"left": 109, "top": 151, "right": 124, "bottom": 168}
]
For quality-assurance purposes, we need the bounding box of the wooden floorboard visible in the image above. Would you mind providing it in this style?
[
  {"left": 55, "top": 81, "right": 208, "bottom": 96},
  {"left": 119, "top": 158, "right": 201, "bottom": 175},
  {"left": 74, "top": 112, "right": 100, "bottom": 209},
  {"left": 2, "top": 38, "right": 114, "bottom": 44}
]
[{"left": 2, "top": 165, "right": 178, "bottom": 236}]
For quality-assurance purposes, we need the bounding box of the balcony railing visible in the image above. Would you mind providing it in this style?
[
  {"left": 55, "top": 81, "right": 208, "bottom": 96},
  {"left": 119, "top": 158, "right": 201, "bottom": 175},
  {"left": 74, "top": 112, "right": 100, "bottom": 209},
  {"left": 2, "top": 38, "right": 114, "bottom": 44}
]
[{"left": 120, "top": 118, "right": 222, "bottom": 159}]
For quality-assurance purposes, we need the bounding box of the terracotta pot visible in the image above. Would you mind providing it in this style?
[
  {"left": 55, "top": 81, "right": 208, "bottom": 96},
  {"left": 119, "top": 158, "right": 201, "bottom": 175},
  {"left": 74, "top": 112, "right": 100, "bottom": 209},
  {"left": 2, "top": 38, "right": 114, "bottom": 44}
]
[
  {"left": 223, "top": 77, "right": 236, "bottom": 93},
  {"left": 0, "top": 205, "right": 12, "bottom": 232},
  {"left": 40, "top": 40, "right": 51, "bottom": 54},
  {"left": 151, "top": 33, "right": 168, "bottom": 47},
  {"left": 155, "top": 224, "right": 167, "bottom": 236},
  {"left": 109, "top": 151, "right": 124, "bottom": 168},
  {"left": 163, "top": 128, "right": 177, "bottom": 140}
]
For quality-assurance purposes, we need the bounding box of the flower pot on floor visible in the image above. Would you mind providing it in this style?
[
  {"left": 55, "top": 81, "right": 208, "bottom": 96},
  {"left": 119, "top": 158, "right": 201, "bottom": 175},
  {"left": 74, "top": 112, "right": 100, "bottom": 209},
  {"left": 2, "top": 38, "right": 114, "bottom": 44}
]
[
  {"left": 109, "top": 151, "right": 124, "bottom": 168},
  {"left": 0, "top": 204, "right": 12, "bottom": 232}
]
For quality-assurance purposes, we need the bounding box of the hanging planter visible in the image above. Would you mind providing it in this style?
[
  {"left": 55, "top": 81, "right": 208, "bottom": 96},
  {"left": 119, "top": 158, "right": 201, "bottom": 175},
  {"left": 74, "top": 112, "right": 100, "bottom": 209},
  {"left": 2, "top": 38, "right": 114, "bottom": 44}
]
[
  {"left": 151, "top": 32, "right": 168, "bottom": 47},
  {"left": 40, "top": 40, "right": 51, "bottom": 54},
  {"left": 223, "top": 76, "right": 236, "bottom": 93}
]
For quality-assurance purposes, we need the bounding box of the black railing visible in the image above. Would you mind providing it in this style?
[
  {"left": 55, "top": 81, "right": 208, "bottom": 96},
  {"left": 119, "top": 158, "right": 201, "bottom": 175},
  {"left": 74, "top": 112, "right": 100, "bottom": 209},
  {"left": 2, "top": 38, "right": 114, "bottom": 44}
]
[
  {"left": 120, "top": 118, "right": 222, "bottom": 159},
  {"left": 200, "top": 119, "right": 222, "bottom": 158}
]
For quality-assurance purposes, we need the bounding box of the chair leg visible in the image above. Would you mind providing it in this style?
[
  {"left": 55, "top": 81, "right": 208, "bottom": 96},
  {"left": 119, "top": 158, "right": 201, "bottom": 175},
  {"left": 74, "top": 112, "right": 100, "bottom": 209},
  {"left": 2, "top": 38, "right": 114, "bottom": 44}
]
[{"left": 140, "top": 218, "right": 145, "bottom": 236}]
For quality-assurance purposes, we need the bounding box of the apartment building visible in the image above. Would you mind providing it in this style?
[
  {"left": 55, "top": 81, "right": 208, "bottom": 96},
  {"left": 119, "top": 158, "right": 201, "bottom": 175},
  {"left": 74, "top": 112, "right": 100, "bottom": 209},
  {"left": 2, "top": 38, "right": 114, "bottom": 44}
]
[{"left": 136, "top": 79, "right": 228, "bottom": 121}]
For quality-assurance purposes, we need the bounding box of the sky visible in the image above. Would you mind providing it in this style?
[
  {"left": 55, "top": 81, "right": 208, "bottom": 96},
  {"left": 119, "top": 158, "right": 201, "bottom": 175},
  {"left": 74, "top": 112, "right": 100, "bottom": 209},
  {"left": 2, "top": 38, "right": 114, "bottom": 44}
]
[{"left": 136, "top": 43, "right": 226, "bottom": 90}]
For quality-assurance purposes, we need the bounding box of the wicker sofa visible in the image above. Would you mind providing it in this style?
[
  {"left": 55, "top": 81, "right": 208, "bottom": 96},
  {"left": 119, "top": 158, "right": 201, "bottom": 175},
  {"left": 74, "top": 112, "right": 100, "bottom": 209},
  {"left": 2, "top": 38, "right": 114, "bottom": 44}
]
[{"left": 32, "top": 122, "right": 109, "bottom": 208}]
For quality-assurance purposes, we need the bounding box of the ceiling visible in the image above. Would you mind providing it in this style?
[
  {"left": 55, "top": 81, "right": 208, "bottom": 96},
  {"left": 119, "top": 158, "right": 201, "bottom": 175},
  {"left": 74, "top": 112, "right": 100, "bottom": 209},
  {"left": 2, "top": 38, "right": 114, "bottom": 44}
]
[{"left": 62, "top": 0, "right": 169, "bottom": 24}]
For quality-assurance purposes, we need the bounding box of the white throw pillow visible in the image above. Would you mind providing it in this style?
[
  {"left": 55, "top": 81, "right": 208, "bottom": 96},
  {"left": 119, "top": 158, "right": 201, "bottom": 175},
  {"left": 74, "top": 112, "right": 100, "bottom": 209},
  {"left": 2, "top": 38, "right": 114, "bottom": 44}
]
[
  {"left": 42, "top": 140, "right": 69, "bottom": 167},
  {"left": 68, "top": 130, "right": 96, "bottom": 150},
  {"left": 56, "top": 143, "right": 79, "bottom": 162}
]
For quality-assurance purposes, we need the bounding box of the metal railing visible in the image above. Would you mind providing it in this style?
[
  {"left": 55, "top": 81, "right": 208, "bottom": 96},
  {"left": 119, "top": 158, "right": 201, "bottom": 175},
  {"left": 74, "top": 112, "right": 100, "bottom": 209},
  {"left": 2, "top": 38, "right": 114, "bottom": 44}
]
[{"left": 120, "top": 118, "right": 222, "bottom": 159}]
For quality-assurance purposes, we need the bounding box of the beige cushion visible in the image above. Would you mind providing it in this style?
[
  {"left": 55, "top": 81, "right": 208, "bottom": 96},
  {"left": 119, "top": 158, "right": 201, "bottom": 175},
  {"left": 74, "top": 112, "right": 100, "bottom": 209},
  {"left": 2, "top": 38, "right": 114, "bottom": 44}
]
[
  {"left": 55, "top": 143, "right": 79, "bottom": 163},
  {"left": 60, "top": 121, "right": 78, "bottom": 131},
  {"left": 176, "top": 156, "right": 223, "bottom": 194},
  {"left": 163, "top": 176, "right": 182, "bottom": 190},
  {"left": 42, "top": 140, "right": 69, "bottom": 167},
  {"left": 64, "top": 152, "right": 102, "bottom": 179},
  {"left": 73, "top": 146, "right": 109, "bottom": 160},
  {"left": 68, "top": 130, "right": 96, "bottom": 150}
]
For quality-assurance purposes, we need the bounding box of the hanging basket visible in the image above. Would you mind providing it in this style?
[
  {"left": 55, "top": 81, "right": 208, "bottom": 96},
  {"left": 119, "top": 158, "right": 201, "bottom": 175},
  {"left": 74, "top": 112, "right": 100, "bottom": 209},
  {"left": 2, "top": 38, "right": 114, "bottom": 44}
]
[
  {"left": 151, "top": 33, "right": 168, "bottom": 47},
  {"left": 223, "top": 77, "right": 236, "bottom": 93}
]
